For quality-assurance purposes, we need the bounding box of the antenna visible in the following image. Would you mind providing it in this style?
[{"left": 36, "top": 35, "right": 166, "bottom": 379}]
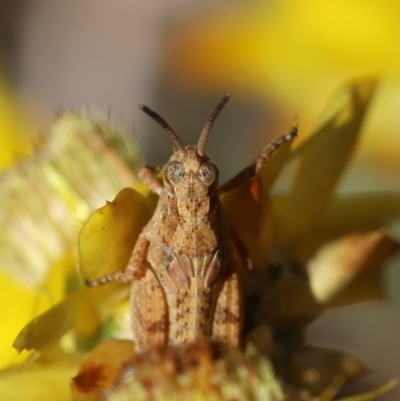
[
  {"left": 139, "top": 104, "right": 186, "bottom": 152},
  {"left": 197, "top": 93, "right": 230, "bottom": 155}
]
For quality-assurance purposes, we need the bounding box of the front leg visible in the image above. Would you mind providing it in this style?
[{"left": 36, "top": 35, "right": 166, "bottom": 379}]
[
  {"left": 138, "top": 165, "right": 164, "bottom": 195},
  {"left": 85, "top": 232, "right": 149, "bottom": 287},
  {"left": 219, "top": 123, "right": 298, "bottom": 193}
]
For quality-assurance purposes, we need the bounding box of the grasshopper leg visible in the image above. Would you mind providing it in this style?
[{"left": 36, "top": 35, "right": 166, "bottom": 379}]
[
  {"left": 130, "top": 268, "right": 167, "bottom": 352},
  {"left": 212, "top": 263, "right": 243, "bottom": 347},
  {"left": 138, "top": 165, "right": 164, "bottom": 195},
  {"left": 219, "top": 122, "right": 298, "bottom": 193},
  {"left": 85, "top": 232, "right": 149, "bottom": 287}
]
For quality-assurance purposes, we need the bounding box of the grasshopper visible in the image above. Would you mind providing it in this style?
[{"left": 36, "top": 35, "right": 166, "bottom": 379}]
[{"left": 85, "top": 94, "right": 297, "bottom": 352}]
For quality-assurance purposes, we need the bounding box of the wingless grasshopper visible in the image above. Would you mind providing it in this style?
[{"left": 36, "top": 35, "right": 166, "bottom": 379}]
[{"left": 85, "top": 94, "right": 297, "bottom": 352}]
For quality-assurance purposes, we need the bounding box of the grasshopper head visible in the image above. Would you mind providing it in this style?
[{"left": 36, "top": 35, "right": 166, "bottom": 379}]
[
  {"left": 139, "top": 93, "right": 230, "bottom": 198},
  {"left": 163, "top": 147, "right": 219, "bottom": 198}
]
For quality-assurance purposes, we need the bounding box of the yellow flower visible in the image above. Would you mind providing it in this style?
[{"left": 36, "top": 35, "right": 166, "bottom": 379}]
[
  {"left": 241, "top": 77, "right": 400, "bottom": 327},
  {"left": 2, "top": 76, "right": 399, "bottom": 400},
  {"left": 164, "top": 0, "right": 400, "bottom": 170},
  {"left": 0, "top": 90, "right": 144, "bottom": 399},
  {"left": 0, "top": 82, "right": 31, "bottom": 170},
  {"left": 223, "top": 76, "right": 400, "bottom": 396},
  {"left": 0, "top": 83, "right": 44, "bottom": 368}
]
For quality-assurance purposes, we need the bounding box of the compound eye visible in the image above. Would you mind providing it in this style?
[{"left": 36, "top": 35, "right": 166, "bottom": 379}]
[
  {"left": 165, "top": 161, "right": 185, "bottom": 185},
  {"left": 198, "top": 161, "right": 218, "bottom": 186}
]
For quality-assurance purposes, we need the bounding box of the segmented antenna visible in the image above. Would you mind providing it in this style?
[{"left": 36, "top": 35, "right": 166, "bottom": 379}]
[
  {"left": 197, "top": 93, "right": 231, "bottom": 155},
  {"left": 139, "top": 104, "right": 186, "bottom": 152}
]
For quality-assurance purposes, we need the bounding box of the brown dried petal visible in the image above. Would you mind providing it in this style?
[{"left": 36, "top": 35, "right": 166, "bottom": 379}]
[
  {"left": 71, "top": 339, "right": 135, "bottom": 401},
  {"left": 222, "top": 176, "right": 273, "bottom": 270}
]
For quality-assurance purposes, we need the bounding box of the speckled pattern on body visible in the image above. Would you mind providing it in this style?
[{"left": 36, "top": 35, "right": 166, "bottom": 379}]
[{"left": 85, "top": 94, "right": 297, "bottom": 352}]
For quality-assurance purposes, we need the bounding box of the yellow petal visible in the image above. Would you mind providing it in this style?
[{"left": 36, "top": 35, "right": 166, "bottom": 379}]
[
  {"left": 0, "top": 112, "right": 144, "bottom": 291},
  {"left": 0, "top": 83, "right": 31, "bottom": 170},
  {"left": 0, "top": 273, "right": 45, "bottom": 367},
  {"left": 307, "top": 230, "right": 399, "bottom": 304},
  {"left": 79, "top": 187, "right": 154, "bottom": 281},
  {"left": 276, "top": 78, "right": 377, "bottom": 244},
  {"left": 13, "top": 291, "right": 82, "bottom": 353},
  {"left": 13, "top": 282, "right": 129, "bottom": 353},
  {"left": 323, "top": 193, "right": 400, "bottom": 238},
  {"left": 1, "top": 112, "right": 146, "bottom": 363},
  {"left": 165, "top": 0, "right": 400, "bottom": 139},
  {"left": 0, "top": 351, "right": 83, "bottom": 401},
  {"left": 0, "top": 254, "right": 67, "bottom": 367}
]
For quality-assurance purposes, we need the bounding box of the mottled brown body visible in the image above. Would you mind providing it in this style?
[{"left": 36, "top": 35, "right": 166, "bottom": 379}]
[
  {"left": 85, "top": 94, "right": 297, "bottom": 352},
  {"left": 129, "top": 147, "right": 241, "bottom": 350}
]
